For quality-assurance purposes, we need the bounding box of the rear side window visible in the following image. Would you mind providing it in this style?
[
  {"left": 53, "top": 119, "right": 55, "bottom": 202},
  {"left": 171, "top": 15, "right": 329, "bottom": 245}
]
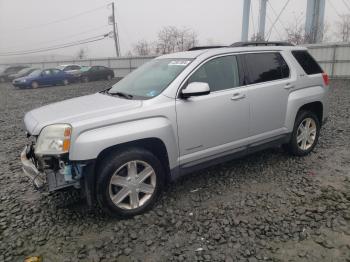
[
  {"left": 243, "top": 52, "right": 290, "bottom": 85},
  {"left": 292, "top": 50, "right": 323, "bottom": 75}
]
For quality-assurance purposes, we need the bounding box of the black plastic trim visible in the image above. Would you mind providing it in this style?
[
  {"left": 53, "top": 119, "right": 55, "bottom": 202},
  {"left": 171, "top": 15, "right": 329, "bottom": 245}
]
[{"left": 171, "top": 133, "right": 291, "bottom": 181}]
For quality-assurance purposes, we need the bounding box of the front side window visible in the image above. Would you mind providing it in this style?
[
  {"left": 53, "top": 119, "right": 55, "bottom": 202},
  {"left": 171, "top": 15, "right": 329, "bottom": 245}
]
[
  {"left": 243, "top": 52, "right": 290, "bottom": 85},
  {"left": 43, "top": 70, "right": 51, "bottom": 75},
  {"left": 188, "top": 55, "right": 240, "bottom": 92},
  {"left": 109, "top": 58, "right": 193, "bottom": 99}
]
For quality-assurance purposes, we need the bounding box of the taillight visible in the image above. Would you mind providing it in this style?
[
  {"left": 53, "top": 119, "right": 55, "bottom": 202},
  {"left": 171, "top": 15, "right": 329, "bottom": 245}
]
[{"left": 322, "top": 73, "right": 329, "bottom": 86}]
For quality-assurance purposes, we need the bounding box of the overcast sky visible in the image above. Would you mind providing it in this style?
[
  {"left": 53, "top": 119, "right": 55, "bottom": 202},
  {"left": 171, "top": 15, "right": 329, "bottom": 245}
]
[{"left": 0, "top": 0, "right": 348, "bottom": 61}]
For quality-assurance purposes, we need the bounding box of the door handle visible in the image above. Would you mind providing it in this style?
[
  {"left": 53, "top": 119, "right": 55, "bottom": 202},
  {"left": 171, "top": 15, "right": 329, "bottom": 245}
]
[
  {"left": 231, "top": 93, "right": 246, "bottom": 101},
  {"left": 284, "top": 83, "right": 294, "bottom": 90}
]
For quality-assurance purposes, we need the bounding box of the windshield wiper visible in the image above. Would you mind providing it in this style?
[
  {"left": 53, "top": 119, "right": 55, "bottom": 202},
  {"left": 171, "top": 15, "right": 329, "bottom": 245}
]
[{"left": 108, "top": 91, "right": 133, "bottom": 99}]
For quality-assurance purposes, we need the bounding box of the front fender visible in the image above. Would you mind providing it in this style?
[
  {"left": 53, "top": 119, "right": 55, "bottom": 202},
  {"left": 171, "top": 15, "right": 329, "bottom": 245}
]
[{"left": 69, "top": 117, "right": 178, "bottom": 169}]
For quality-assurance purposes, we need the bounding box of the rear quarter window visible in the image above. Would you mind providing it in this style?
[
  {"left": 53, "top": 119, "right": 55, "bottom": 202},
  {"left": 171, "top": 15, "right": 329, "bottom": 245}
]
[
  {"left": 243, "top": 52, "right": 290, "bottom": 85},
  {"left": 292, "top": 50, "right": 323, "bottom": 75}
]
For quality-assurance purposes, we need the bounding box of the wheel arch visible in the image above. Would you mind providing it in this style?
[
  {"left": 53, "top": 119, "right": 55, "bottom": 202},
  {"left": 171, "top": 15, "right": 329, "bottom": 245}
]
[
  {"left": 285, "top": 85, "right": 326, "bottom": 131},
  {"left": 297, "top": 101, "right": 323, "bottom": 125},
  {"left": 96, "top": 137, "right": 171, "bottom": 182}
]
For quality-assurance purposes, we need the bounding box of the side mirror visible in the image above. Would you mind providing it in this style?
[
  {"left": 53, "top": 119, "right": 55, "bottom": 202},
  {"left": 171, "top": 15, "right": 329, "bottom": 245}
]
[{"left": 181, "top": 82, "right": 210, "bottom": 98}]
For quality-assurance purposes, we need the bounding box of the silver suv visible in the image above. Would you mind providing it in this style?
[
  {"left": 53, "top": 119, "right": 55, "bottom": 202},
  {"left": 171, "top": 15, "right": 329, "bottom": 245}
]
[{"left": 21, "top": 42, "right": 329, "bottom": 217}]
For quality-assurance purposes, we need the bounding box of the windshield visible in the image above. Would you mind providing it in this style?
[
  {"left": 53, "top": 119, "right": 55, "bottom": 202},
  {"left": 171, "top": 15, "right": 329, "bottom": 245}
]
[
  {"left": 17, "top": 68, "right": 32, "bottom": 75},
  {"left": 56, "top": 65, "right": 66, "bottom": 70},
  {"left": 81, "top": 66, "right": 91, "bottom": 72},
  {"left": 28, "top": 69, "right": 42, "bottom": 77},
  {"left": 108, "top": 58, "right": 193, "bottom": 99}
]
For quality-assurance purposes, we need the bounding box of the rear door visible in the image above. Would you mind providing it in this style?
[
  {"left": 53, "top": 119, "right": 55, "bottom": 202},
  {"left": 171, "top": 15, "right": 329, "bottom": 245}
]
[
  {"left": 241, "top": 52, "right": 294, "bottom": 140},
  {"left": 51, "top": 69, "right": 63, "bottom": 84}
]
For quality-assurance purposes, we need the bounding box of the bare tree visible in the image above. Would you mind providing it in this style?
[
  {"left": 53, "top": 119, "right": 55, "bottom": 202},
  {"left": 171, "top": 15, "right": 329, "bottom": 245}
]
[
  {"left": 133, "top": 40, "right": 152, "bottom": 56},
  {"left": 282, "top": 12, "right": 308, "bottom": 45},
  {"left": 335, "top": 15, "right": 350, "bottom": 42},
  {"left": 250, "top": 33, "right": 265, "bottom": 42},
  {"left": 155, "top": 26, "right": 198, "bottom": 54},
  {"left": 76, "top": 48, "right": 87, "bottom": 59},
  {"left": 285, "top": 22, "right": 306, "bottom": 45}
]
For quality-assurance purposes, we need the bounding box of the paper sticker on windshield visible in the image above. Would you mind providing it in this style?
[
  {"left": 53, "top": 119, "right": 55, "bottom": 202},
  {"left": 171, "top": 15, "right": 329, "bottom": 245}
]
[{"left": 168, "top": 60, "right": 191, "bottom": 66}]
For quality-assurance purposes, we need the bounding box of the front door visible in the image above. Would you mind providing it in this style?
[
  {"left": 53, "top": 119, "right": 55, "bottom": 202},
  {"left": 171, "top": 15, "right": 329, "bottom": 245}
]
[
  {"left": 176, "top": 55, "right": 250, "bottom": 166},
  {"left": 38, "top": 69, "right": 52, "bottom": 85}
]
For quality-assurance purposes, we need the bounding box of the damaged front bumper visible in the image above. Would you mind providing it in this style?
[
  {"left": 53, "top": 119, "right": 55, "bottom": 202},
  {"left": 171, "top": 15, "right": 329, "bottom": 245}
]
[
  {"left": 20, "top": 146, "right": 46, "bottom": 189},
  {"left": 20, "top": 146, "right": 83, "bottom": 192}
]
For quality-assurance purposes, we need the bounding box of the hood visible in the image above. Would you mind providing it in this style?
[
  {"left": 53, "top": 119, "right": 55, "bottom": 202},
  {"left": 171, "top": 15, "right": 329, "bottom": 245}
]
[
  {"left": 24, "top": 93, "right": 142, "bottom": 135},
  {"left": 13, "top": 75, "right": 33, "bottom": 83}
]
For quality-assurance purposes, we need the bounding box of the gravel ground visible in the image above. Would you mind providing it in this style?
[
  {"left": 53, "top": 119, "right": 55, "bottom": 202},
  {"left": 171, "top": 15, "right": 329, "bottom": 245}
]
[{"left": 0, "top": 80, "right": 349, "bottom": 262}]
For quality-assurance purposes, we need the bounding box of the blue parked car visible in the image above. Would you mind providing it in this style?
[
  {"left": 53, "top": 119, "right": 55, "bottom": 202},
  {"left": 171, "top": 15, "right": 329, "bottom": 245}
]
[{"left": 12, "top": 68, "right": 74, "bottom": 89}]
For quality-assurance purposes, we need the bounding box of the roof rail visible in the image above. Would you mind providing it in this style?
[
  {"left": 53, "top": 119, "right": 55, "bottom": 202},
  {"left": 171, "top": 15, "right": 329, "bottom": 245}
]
[
  {"left": 188, "top": 46, "right": 227, "bottom": 51},
  {"left": 231, "top": 41, "right": 294, "bottom": 47}
]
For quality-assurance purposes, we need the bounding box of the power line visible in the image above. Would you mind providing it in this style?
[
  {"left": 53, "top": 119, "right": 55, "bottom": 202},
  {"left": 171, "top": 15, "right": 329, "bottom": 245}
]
[
  {"left": 267, "top": 0, "right": 289, "bottom": 34},
  {"left": 0, "top": 25, "right": 110, "bottom": 51},
  {"left": 0, "top": 34, "right": 109, "bottom": 56},
  {"left": 266, "top": 0, "right": 291, "bottom": 40},
  {"left": 342, "top": 0, "right": 350, "bottom": 12},
  {"left": 266, "top": 13, "right": 283, "bottom": 40},
  {"left": 10, "top": 4, "right": 109, "bottom": 32},
  {"left": 327, "top": 0, "right": 342, "bottom": 17}
]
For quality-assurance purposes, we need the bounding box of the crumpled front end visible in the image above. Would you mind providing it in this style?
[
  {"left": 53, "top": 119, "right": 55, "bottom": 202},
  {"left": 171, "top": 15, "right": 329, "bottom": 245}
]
[{"left": 20, "top": 137, "right": 84, "bottom": 192}]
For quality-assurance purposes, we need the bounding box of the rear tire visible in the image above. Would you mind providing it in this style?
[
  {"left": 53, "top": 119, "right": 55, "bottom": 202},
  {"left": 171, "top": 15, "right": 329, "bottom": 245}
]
[
  {"left": 31, "top": 81, "right": 39, "bottom": 89},
  {"left": 284, "top": 110, "right": 320, "bottom": 156},
  {"left": 62, "top": 79, "right": 69, "bottom": 86},
  {"left": 81, "top": 76, "right": 89, "bottom": 83},
  {"left": 96, "top": 148, "right": 165, "bottom": 218}
]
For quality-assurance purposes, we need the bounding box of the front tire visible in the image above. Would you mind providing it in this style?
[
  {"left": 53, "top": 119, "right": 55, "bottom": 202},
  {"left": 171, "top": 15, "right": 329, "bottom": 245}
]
[
  {"left": 96, "top": 148, "right": 165, "bottom": 217},
  {"left": 285, "top": 110, "right": 320, "bottom": 156}
]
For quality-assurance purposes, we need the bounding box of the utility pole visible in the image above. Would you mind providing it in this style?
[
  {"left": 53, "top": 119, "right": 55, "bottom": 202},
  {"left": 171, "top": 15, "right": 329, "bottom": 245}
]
[
  {"left": 241, "top": 0, "right": 251, "bottom": 41},
  {"left": 305, "top": 0, "right": 325, "bottom": 43},
  {"left": 257, "top": 0, "right": 267, "bottom": 40},
  {"left": 111, "top": 2, "right": 121, "bottom": 56}
]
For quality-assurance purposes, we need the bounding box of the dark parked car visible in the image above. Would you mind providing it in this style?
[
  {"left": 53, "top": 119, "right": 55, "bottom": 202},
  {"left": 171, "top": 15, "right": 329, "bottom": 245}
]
[
  {"left": 0, "top": 65, "right": 29, "bottom": 82},
  {"left": 57, "top": 64, "right": 82, "bottom": 81},
  {"left": 80, "top": 66, "right": 114, "bottom": 82},
  {"left": 12, "top": 68, "right": 74, "bottom": 89},
  {"left": 8, "top": 68, "right": 38, "bottom": 81}
]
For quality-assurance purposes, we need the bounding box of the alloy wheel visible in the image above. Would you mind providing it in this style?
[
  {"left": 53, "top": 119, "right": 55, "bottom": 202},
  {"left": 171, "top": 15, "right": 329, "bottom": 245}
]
[
  {"left": 109, "top": 160, "right": 156, "bottom": 210},
  {"left": 296, "top": 117, "right": 317, "bottom": 150}
]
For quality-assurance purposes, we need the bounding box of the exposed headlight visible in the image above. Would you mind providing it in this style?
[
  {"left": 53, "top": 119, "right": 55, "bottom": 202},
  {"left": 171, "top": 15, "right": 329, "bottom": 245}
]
[
  {"left": 21, "top": 79, "right": 27, "bottom": 83},
  {"left": 35, "top": 124, "right": 71, "bottom": 155}
]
